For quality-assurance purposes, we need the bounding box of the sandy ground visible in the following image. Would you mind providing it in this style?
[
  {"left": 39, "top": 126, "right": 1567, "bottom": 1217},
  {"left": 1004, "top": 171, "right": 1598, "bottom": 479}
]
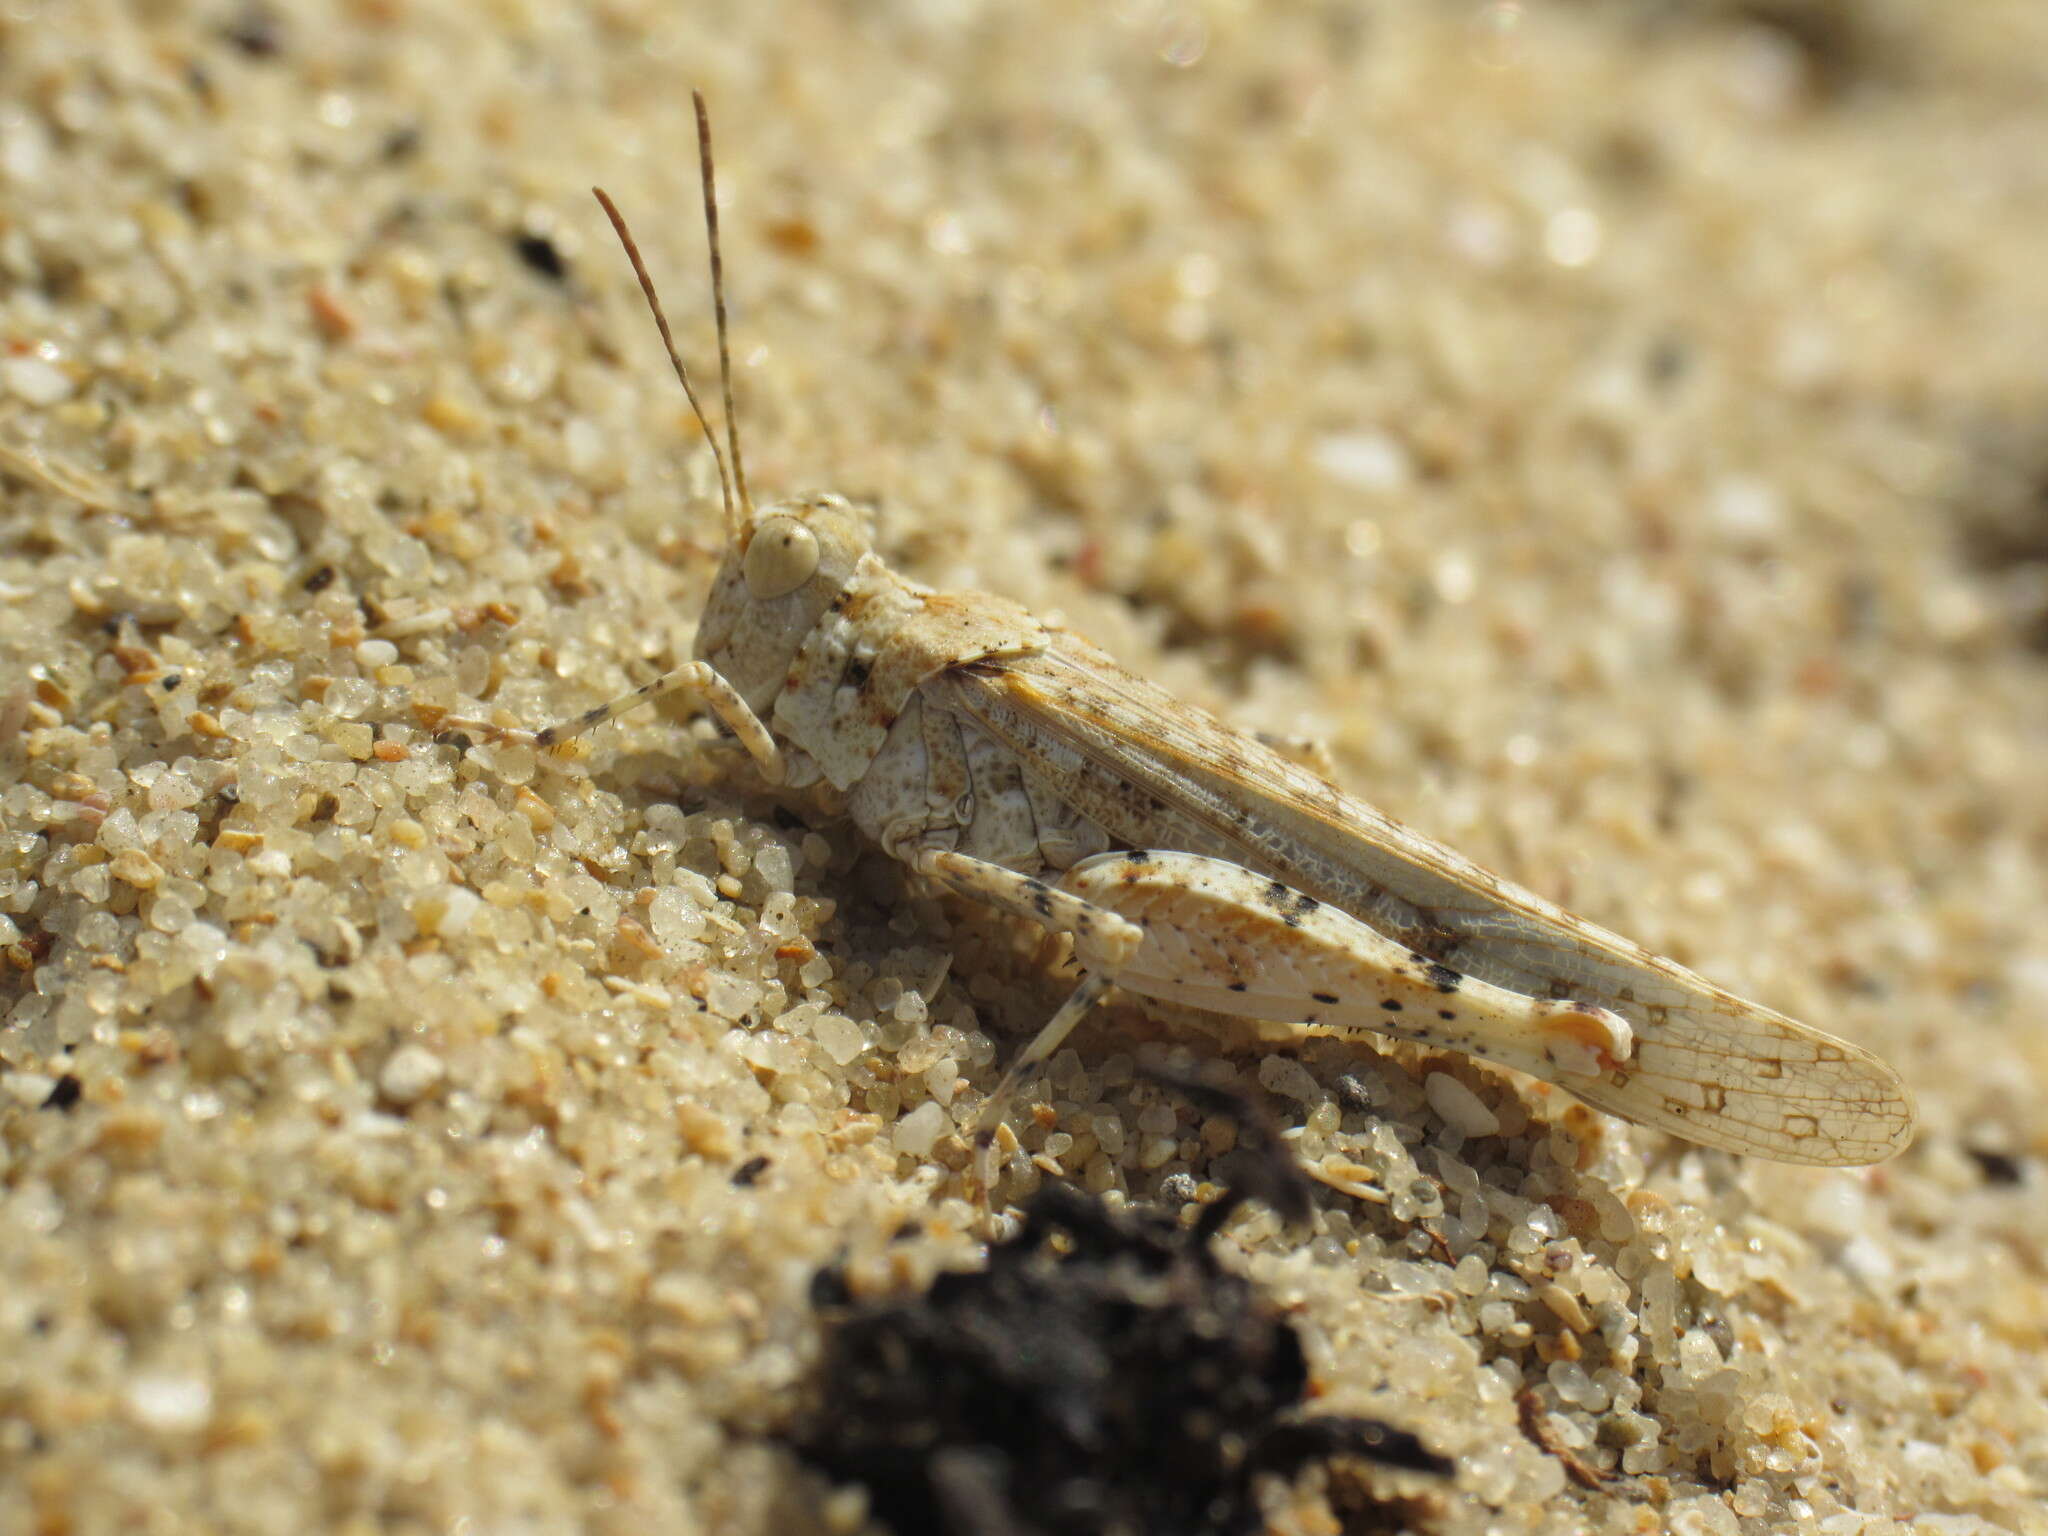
[{"left": 4, "top": 2, "right": 2048, "bottom": 1532}]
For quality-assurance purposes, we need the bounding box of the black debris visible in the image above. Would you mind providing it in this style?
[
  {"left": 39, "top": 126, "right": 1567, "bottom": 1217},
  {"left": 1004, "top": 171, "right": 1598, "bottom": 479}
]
[
  {"left": 797, "top": 1085, "right": 1447, "bottom": 1534},
  {"left": 1137, "top": 1060, "right": 1311, "bottom": 1240},
  {"left": 222, "top": 2, "right": 282, "bottom": 57},
  {"left": 40, "top": 1074, "right": 82, "bottom": 1112},
  {"left": 1967, "top": 1146, "right": 2024, "bottom": 1186},
  {"left": 513, "top": 232, "right": 568, "bottom": 283},
  {"left": 809, "top": 1264, "right": 853, "bottom": 1311}
]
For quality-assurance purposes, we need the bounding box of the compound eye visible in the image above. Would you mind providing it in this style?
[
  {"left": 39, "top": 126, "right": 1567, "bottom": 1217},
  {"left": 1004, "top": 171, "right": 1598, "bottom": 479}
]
[{"left": 743, "top": 516, "right": 821, "bottom": 599}]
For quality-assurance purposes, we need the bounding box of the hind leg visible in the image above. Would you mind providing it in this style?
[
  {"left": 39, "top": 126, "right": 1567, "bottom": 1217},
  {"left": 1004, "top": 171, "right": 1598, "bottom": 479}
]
[
  {"left": 1055, "top": 850, "right": 1634, "bottom": 1083},
  {"left": 907, "top": 846, "right": 1145, "bottom": 1137}
]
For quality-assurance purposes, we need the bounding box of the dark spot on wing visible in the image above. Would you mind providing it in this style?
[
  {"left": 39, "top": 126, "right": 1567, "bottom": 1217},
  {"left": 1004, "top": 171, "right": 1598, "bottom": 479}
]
[
  {"left": 1380, "top": 1000, "right": 1402, "bottom": 1014},
  {"left": 1311, "top": 992, "right": 1338, "bottom": 1005},
  {"left": 1227, "top": 981, "right": 1248, "bottom": 993},
  {"left": 1426, "top": 964, "right": 1462, "bottom": 994},
  {"left": 844, "top": 656, "right": 872, "bottom": 690}
]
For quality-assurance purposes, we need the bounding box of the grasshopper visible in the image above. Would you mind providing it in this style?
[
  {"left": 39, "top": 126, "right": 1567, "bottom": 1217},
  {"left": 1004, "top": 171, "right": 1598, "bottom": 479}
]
[{"left": 458, "top": 94, "right": 1913, "bottom": 1169}]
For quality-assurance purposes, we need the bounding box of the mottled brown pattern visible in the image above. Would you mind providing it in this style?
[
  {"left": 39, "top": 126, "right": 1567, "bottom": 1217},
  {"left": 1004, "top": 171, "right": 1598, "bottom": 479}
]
[{"left": 939, "top": 637, "right": 1912, "bottom": 1166}]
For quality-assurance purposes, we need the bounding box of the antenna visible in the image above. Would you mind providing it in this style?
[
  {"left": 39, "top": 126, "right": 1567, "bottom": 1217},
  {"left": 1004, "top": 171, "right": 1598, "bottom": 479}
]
[
  {"left": 592, "top": 188, "right": 737, "bottom": 534},
  {"left": 692, "top": 89, "right": 752, "bottom": 520}
]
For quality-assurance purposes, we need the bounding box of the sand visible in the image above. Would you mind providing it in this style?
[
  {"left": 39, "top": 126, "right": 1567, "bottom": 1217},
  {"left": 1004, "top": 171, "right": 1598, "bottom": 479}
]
[{"left": 4, "top": 1, "right": 2048, "bottom": 1531}]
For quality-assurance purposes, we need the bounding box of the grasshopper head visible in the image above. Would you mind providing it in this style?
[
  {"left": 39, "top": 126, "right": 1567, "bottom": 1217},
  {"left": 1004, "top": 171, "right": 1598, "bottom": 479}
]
[
  {"left": 593, "top": 116, "right": 877, "bottom": 714},
  {"left": 694, "top": 493, "right": 873, "bottom": 708}
]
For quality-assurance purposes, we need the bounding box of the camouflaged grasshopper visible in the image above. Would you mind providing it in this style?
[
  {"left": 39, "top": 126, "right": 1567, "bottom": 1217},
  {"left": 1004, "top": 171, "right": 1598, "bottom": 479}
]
[{"left": 469, "top": 94, "right": 1913, "bottom": 1169}]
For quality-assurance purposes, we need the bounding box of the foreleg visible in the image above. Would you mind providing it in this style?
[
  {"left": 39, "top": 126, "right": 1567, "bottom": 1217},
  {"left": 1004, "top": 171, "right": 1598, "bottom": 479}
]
[{"left": 438, "top": 661, "right": 785, "bottom": 783}]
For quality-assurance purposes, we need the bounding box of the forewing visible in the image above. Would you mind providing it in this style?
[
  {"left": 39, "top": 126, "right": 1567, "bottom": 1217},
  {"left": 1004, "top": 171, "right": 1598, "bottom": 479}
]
[{"left": 936, "top": 634, "right": 1912, "bottom": 1166}]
